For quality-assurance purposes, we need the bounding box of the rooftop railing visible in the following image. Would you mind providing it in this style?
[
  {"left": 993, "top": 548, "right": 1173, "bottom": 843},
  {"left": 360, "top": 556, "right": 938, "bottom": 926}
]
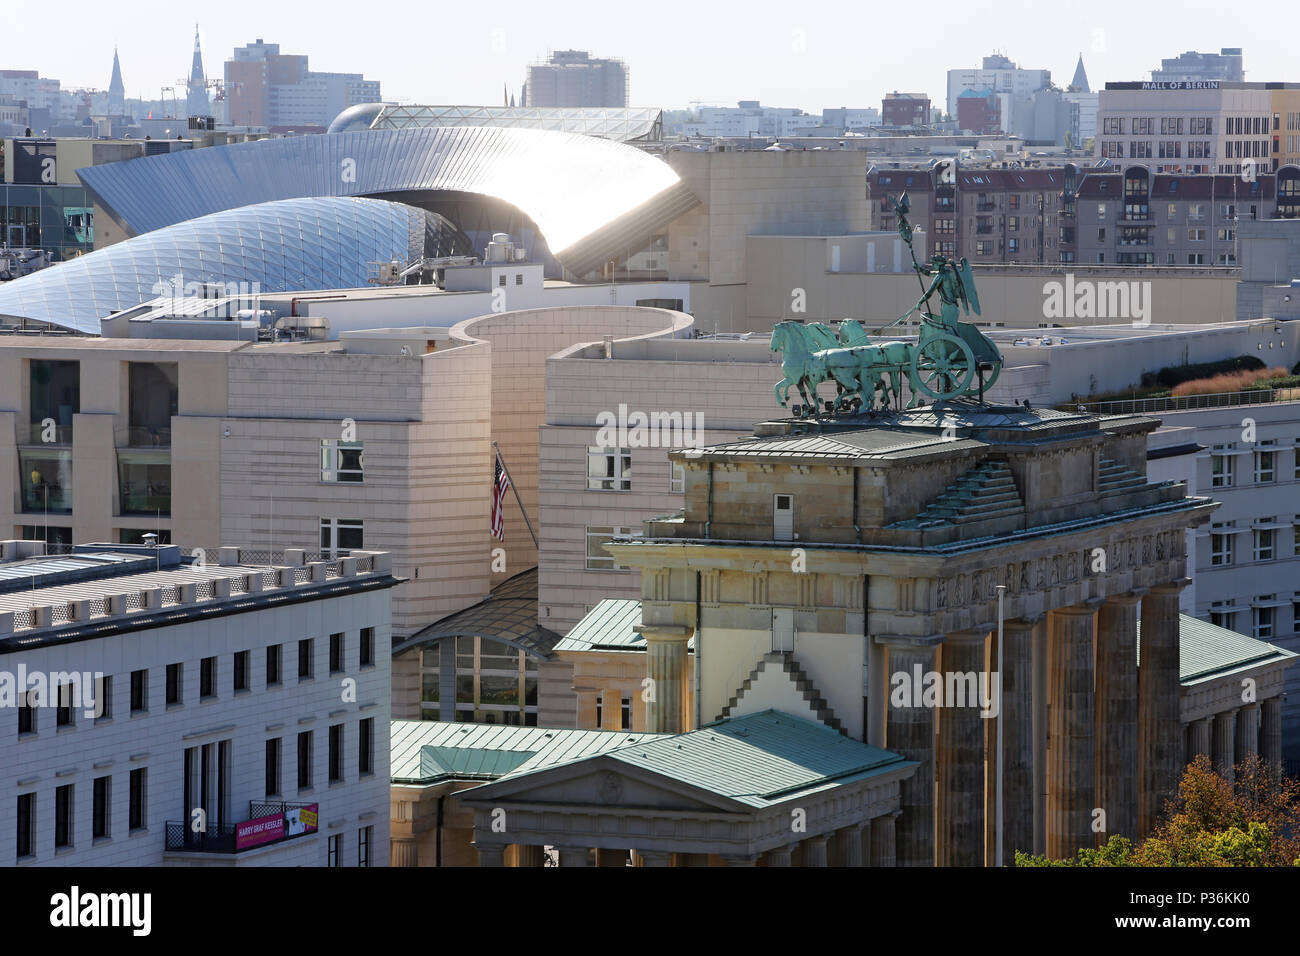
[{"left": 1071, "top": 387, "right": 1299, "bottom": 416}]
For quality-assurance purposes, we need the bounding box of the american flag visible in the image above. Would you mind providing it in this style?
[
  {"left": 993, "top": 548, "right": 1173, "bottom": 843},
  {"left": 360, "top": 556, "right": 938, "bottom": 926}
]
[{"left": 490, "top": 455, "right": 510, "bottom": 541}]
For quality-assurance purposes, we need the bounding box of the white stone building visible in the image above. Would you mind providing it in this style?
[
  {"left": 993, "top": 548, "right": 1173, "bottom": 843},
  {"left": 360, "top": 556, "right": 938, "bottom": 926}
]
[{"left": 1, "top": 541, "right": 397, "bottom": 866}]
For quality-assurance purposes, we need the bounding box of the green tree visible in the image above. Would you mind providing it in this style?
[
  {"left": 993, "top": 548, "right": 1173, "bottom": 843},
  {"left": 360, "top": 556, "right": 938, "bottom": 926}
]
[{"left": 1015, "top": 754, "right": 1300, "bottom": 867}]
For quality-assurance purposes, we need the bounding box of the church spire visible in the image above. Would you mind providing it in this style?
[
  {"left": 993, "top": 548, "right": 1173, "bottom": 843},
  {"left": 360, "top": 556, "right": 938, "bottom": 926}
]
[
  {"left": 1070, "top": 54, "right": 1090, "bottom": 93},
  {"left": 108, "top": 47, "right": 125, "bottom": 115},
  {"left": 186, "top": 24, "right": 210, "bottom": 118}
]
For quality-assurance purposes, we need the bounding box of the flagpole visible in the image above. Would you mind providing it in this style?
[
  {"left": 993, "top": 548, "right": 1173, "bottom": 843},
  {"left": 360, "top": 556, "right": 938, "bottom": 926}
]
[{"left": 492, "top": 441, "right": 538, "bottom": 548}]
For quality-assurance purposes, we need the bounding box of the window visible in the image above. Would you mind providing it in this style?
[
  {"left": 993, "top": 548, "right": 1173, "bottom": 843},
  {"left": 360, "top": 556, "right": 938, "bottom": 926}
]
[
  {"left": 1210, "top": 602, "right": 1237, "bottom": 630},
  {"left": 129, "top": 768, "right": 146, "bottom": 830},
  {"left": 1210, "top": 528, "right": 1234, "bottom": 566},
  {"left": 1294, "top": 517, "right": 1300, "bottom": 557},
  {"left": 166, "top": 662, "right": 182, "bottom": 705},
  {"left": 94, "top": 675, "right": 111, "bottom": 721},
  {"left": 1008, "top": 238, "right": 1019, "bottom": 254},
  {"left": 1189, "top": 203, "right": 1205, "bottom": 220},
  {"left": 130, "top": 669, "right": 147, "bottom": 713},
  {"left": 265, "top": 738, "right": 281, "bottom": 797},
  {"left": 320, "top": 440, "right": 363, "bottom": 483},
  {"left": 1188, "top": 228, "right": 1206, "bottom": 242},
  {"left": 1211, "top": 445, "right": 1235, "bottom": 488},
  {"left": 669, "top": 460, "right": 684, "bottom": 493},
  {"left": 298, "top": 731, "right": 313, "bottom": 790},
  {"left": 55, "top": 784, "right": 73, "bottom": 849},
  {"left": 200, "top": 656, "right": 216, "bottom": 699},
  {"left": 359, "top": 718, "right": 374, "bottom": 775},
  {"left": 358, "top": 826, "right": 372, "bottom": 867},
  {"left": 514, "top": 273, "right": 523, "bottom": 285},
  {"left": 320, "top": 518, "right": 363, "bottom": 557},
  {"left": 56, "top": 683, "right": 74, "bottom": 727},
  {"left": 17, "top": 793, "right": 35, "bottom": 859},
  {"left": 1097, "top": 204, "right": 1106, "bottom": 220},
  {"left": 1255, "top": 442, "right": 1276, "bottom": 483},
  {"left": 621, "top": 695, "right": 632, "bottom": 729},
  {"left": 587, "top": 446, "right": 632, "bottom": 491},
  {"left": 329, "top": 724, "right": 343, "bottom": 783},
  {"left": 497, "top": 274, "right": 506, "bottom": 287},
  {"left": 18, "top": 692, "right": 36, "bottom": 735},
  {"left": 233, "top": 651, "right": 249, "bottom": 692},
  {"left": 328, "top": 833, "right": 342, "bottom": 867},
  {"left": 360, "top": 627, "right": 374, "bottom": 667},
  {"left": 1254, "top": 601, "right": 1276, "bottom": 640},
  {"left": 1254, "top": 523, "right": 1276, "bottom": 562},
  {"left": 266, "top": 644, "right": 282, "bottom": 685},
  {"left": 1188, "top": 253, "right": 1205, "bottom": 265},
  {"left": 298, "top": 639, "right": 314, "bottom": 680},
  {"left": 585, "top": 526, "right": 639, "bottom": 570},
  {"left": 774, "top": 493, "right": 795, "bottom": 541},
  {"left": 1008, "top": 216, "right": 1019, "bottom": 231},
  {"left": 92, "top": 776, "right": 110, "bottom": 840},
  {"left": 975, "top": 240, "right": 993, "bottom": 256}
]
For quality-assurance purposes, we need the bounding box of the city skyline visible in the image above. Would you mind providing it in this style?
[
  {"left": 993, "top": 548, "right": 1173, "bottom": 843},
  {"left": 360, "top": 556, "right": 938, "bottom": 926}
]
[{"left": 10, "top": 0, "right": 1268, "bottom": 118}]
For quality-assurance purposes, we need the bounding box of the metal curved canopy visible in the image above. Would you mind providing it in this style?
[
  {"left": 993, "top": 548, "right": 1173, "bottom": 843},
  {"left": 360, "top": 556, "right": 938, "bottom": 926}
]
[
  {"left": 77, "top": 126, "right": 691, "bottom": 263},
  {"left": 392, "top": 567, "right": 561, "bottom": 660}
]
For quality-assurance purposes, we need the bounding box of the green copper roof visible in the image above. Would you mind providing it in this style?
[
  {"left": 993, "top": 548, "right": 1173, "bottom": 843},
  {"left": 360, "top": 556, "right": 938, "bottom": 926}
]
[
  {"left": 554, "top": 598, "right": 694, "bottom": 653},
  {"left": 606, "top": 710, "right": 911, "bottom": 807},
  {"left": 1169, "top": 614, "right": 1297, "bottom": 685},
  {"left": 390, "top": 719, "right": 661, "bottom": 784}
]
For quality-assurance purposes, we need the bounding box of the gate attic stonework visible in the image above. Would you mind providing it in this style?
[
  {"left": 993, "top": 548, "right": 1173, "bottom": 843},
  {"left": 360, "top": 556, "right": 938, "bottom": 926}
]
[{"left": 608, "top": 402, "right": 1218, "bottom": 866}]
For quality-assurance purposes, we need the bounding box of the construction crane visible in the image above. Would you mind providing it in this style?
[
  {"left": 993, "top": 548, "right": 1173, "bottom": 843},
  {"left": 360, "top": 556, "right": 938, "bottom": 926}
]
[{"left": 68, "top": 88, "right": 106, "bottom": 119}]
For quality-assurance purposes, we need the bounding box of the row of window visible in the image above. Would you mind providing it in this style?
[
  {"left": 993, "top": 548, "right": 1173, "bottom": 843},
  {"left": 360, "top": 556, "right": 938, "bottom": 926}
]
[
  {"left": 271, "top": 718, "right": 376, "bottom": 797},
  {"left": 16, "top": 767, "right": 147, "bottom": 859},
  {"left": 1208, "top": 594, "right": 1300, "bottom": 642},
  {"left": 1208, "top": 519, "right": 1300, "bottom": 566},
  {"left": 15, "top": 629, "right": 376, "bottom": 735},
  {"left": 1211, "top": 442, "right": 1300, "bottom": 488},
  {"left": 587, "top": 447, "right": 684, "bottom": 493}
]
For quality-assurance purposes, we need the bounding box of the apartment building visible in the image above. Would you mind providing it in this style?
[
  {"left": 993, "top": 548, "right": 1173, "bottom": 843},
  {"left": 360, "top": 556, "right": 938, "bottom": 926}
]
[
  {"left": 0, "top": 541, "right": 397, "bottom": 865},
  {"left": 1069, "top": 168, "right": 1276, "bottom": 266}
]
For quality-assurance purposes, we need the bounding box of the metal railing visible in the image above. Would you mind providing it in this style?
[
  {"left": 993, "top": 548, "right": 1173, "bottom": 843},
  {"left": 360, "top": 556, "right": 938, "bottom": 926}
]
[
  {"left": 114, "top": 425, "right": 172, "bottom": 448},
  {"left": 166, "top": 801, "right": 317, "bottom": 854},
  {"left": 1073, "top": 388, "right": 1293, "bottom": 416}
]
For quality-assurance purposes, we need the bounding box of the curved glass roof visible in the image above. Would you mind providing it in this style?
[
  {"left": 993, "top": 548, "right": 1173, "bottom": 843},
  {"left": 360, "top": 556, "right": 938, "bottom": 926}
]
[
  {"left": 367, "top": 105, "right": 663, "bottom": 143},
  {"left": 0, "top": 197, "right": 467, "bottom": 333},
  {"left": 77, "top": 126, "right": 684, "bottom": 259}
]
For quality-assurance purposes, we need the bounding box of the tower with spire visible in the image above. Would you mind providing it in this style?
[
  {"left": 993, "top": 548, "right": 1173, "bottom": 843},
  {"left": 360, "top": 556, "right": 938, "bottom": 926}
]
[
  {"left": 108, "top": 47, "right": 125, "bottom": 115},
  {"left": 186, "top": 25, "right": 210, "bottom": 118},
  {"left": 1070, "top": 54, "right": 1090, "bottom": 93}
]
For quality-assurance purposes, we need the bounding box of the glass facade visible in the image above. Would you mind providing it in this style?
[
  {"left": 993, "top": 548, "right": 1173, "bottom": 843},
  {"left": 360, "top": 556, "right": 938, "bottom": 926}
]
[
  {"left": 0, "top": 196, "right": 469, "bottom": 333},
  {"left": 421, "top": 636, "right": 539, "bottom": 725},
  {"left": 126, "top": 362, "right": 178, "bottom": 446},
  {"left": 118, "top": 452, "right": 171, "bottom": 515},
  {"left": 0, "top": 184, "right": 95, "bottom": 261}
]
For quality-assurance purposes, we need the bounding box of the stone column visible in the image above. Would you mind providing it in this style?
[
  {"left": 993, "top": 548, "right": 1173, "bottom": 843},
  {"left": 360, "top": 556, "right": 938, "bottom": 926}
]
[
  {"left": 391, "top": 837, "right": 419, "bottom": 867},
  {"left": 600, "top": 689, "right": 623, "bottom": 731},
  {"left": 765, "top": 845, "right": 794, "bottom": 867},
  {"left": 837, "top": 823, "right": 866, "bottom": 867},
  {"left": 936, "top": 629, "right": 987, "bottom": 867},
  {"left": 575, "top": 689, "right": 599, "bottom": 730},
  {"left": 1261, "top": 697, "right": 1283, "bottom": 771},
  {"left": 1235, "top": 702, "right": 1260, "bottom": 763},
  {"left": 596, "top": 848, "right": 627, "bottom": 867},
  {"left": 801, "top": 834, "right": 829, "bottom": 867},
  {"left": 1212, "top": 710, "right": 1236, "bottom": 781},
  {"left": 1095, "top": 592, "right": 1141, "bottom": 843},
  {"left": 516, "top": 844, "right": 545, "bottom": 867},
  {"left": 476, "top": 843, "right": 506, "bottom": 867},
  {"left": 985, "top": 618, "right": 1035, "bottom": 866},
  {"left": 721, "top": 854, "right": 758, "bottom": 866},
  {"left": 1046, "top": 603, "right": 1096, "bottom": 860},
  {"left": 555, "top": 846, "right": 592, "bottom": 867},
  {"left": 1188, "top": 718, "right": 1212, "bottom": 763},
  {"left": 636, "top": 625, "right": 693, "bottom": 734},
  {"left": 869, "top": 812, "right": 899, "bottom": 867},
  {"left": 1138, "top": 581, "right": 1186, "bottom": 839},
  {"left": 882, "top": 639, "right": 940, "bottom": 867},
  {"left": 637, "top": 850, "right": 671, "bottom": 867}
]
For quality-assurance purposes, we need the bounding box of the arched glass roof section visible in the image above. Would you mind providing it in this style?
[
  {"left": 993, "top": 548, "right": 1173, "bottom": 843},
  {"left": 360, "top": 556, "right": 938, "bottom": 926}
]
[
  {"left": 0, "top": 197, "right": 467, "bottom": 333},
  {"left": 367, "top": 105, "right": 663, "bottom": 143},
  {"left": 326, "top": 102, "right": 388, "bottom": 134},
  {"left": 77, "top": 126, "right": 692, "bottom": 268}
]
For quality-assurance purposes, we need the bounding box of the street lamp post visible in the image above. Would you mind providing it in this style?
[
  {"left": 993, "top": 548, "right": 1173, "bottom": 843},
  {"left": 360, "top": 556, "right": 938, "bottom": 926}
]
[{"left": 995, "top": 583, "right": 1006, "bottom": 867}]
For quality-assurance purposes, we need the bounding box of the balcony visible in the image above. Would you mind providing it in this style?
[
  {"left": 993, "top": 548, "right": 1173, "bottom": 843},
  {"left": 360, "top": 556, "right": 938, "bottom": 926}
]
[
  {"left": 976, "top": 201, "right": 997, "bottom": 212},
  {"left": 19, "top": 448, "right": 72, "bottom": 514},
  {"left": 117, "top": 453, "right": 171, "bottom": 515},
  {"left": 115, "top": 424, "right": 171, "bottom": 448},
  {"left": 165, "top": 801, "right": 318, "bottom": 854},
  {"left": 976, "top": 225, "right": 995, "bottom": 235},
  {"left": 17, "top": 421, "right": 72, "bottom": 446}
]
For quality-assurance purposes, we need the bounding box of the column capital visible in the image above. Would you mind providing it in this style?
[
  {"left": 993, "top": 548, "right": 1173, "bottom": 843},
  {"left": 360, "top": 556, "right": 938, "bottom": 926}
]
[
  {"left": 635, "top": 624, "right": 693, "bottom": 643},
  {"left": 944, "top": 628, "right": 990, "bottom": 644},
  {"left": 1104, "top": 589, "right": 1147, "bottom": 606},
  {"left": 1051, "top": 602, "right": 1098, "bottom": 617},
  {"left": 1149, "top": 578, "right": 1192, "bottom": 595},
  {"left": 875, "top": 632, "right": 945, "bottom": 648},
  {"left": 1003, "top": 616, "right": 1041, "bottom": 631}
]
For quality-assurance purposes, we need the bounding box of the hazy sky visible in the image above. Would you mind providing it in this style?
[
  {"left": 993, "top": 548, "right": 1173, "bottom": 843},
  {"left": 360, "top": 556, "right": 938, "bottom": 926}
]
[{"left": 13, "top": 0, "right": 1277, "bottom": 113}]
